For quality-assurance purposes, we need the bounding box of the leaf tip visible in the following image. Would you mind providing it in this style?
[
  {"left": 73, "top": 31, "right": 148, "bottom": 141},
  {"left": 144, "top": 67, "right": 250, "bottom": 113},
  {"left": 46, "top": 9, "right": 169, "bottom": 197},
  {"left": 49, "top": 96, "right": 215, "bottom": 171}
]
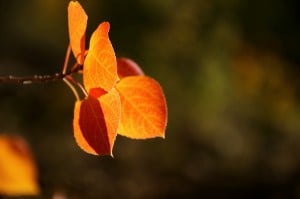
[
  {"left": 160, "top": 133, "right": 166, "bottom": 139},
  {"left": 101, "top": 21, "right": 110, "bottom": 31}
]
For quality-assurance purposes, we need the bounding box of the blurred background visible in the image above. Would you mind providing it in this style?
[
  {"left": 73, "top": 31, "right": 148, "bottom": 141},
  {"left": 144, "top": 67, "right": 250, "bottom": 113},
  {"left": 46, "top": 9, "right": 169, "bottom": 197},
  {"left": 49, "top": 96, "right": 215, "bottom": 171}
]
[{"left": 0, "top": 0, "right": 300, "bottom": 198}]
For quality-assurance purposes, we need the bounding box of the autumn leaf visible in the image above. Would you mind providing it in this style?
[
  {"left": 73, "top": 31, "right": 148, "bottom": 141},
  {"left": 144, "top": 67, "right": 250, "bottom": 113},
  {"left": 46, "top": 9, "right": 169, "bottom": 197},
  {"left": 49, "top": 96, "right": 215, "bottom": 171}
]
[
  {"left": 116, "top": 76, "right": 167, "bottom": 139},
  {"left": 73, "top": 88, "right": 121, "bottom": 156},
  {"left": 0, "top": 135, "right": 39, "bottom": 196},
  {"left": 68, "top": 1, "right": 88, "bottom": 64},
  {"left": 117, "top": 57, "right": 144, "bottom": 78},
  {"left": 84, "top": 22, "right": 118, "bottom": 92}
]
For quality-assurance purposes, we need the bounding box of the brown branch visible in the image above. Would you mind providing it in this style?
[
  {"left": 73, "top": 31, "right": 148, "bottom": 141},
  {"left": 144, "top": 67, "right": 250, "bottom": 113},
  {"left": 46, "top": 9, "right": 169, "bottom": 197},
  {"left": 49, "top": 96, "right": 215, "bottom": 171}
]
[{"left": 0, "top": 65, "right": 82, "bottom": 85}]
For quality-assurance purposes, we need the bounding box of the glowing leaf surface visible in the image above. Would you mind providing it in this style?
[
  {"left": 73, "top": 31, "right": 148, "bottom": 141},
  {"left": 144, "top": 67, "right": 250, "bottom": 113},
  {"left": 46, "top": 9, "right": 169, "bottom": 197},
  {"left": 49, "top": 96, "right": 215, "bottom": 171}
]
[
  {"left": 84, "top": 22, "right": 118, "bottom": 92},
  {"left": 73, "top": 88, "right": 121, "bottom": 156},
  {"left": 116, "top": 76, "right": 167, "bottom": 139},
  {"left": 68, "top": 1, "right": 88, "bottom": 64}
]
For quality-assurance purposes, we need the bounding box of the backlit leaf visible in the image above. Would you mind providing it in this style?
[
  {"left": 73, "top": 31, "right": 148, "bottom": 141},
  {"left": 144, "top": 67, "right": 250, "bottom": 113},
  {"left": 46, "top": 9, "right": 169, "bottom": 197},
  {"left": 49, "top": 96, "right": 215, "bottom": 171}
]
[
  {"left": 68, "top": 1, "right": 87, "bottom": 64},
  {"left": 84, "top": 22, "right": 118, "bottom": 92},
  {"left": 116, "top": 76, "right": 167, "bottom": 139},
  {"left": 117, "top": 57, "right": 144, "bottom": 79},
  {"left": 0, "top": 135, "right": 39, "bottom": 196},
  {"left": 73, "top": 88, "right": 121, "bottom": 156}
]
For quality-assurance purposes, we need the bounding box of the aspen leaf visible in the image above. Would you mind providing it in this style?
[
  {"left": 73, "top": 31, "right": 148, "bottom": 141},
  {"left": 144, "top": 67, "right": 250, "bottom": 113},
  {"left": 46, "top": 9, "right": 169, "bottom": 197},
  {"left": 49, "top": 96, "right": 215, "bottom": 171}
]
[
  {"left": 68, "top": 1, "right": 87, "bottom": 64},
  {"left": 0, "top": 135, "right": 39, "bottom": 196},
  {"left": 73, "top": 88, "right": 121, "bottom": 156},
  {"left": 117, "top": 57, "right": 144, "bottom": 78},
  {"left": 116, "top": 76, "right": 167, "bottom": 139},
  {"left": 84, "top": 22, "right": 118, "bottom": 92}
]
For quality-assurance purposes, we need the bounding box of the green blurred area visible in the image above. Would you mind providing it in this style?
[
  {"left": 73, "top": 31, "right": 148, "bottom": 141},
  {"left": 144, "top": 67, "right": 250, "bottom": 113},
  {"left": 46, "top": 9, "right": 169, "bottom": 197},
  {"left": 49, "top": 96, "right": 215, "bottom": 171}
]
[{"left": 1, "top": 0, "right": 300, "bottom": 198}]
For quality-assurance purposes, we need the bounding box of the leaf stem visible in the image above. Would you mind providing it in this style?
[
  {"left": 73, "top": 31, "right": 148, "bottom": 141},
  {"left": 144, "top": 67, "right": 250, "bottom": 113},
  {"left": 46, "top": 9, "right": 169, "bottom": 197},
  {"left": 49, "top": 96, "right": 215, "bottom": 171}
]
[
  {"left": 63, "top": 78, "right": 80, "bottom": 101},
  {"left": 65, "top": 75, "right": 88, "bottom": 97},
  {"left": 62, "top": 44, "right": 72, "bottom": 74}
]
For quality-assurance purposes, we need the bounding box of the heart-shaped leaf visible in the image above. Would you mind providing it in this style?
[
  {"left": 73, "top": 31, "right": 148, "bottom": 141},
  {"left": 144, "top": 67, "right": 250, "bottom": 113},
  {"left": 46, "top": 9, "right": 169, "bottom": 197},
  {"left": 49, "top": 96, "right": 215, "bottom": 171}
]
[
  {"left": 73, "top": 88, "right": 121, "bottom": 156},
  {"left": 68, "top": 1, "right": 88, "bottom": 64},
  {"left": 84, "top": 22, "right": 118, "bottom": 92},
  {"left": 116, "top": 76, "right": 167, "bottom": 139}
]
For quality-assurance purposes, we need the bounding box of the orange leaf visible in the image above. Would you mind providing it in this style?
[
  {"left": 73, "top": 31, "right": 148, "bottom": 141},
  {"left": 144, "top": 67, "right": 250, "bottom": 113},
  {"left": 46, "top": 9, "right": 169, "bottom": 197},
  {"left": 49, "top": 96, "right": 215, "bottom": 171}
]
[
  {"left": 84, "top": 22, "right": 118, "bottom": 92},
  {"left": 0, "top": 135, "right": 39, "bottom": 196},
  {"left": 116, "top": 76, "right": 167, "bottom": 139},
  {"left": 117, "top": 57, "right": 144, "bottom": 79},
  {"left": 68, "top": 1, "right": 88, "bottom": 64},
  {"left": 73, "top": 88, "right": 121, "bottom": 156}
]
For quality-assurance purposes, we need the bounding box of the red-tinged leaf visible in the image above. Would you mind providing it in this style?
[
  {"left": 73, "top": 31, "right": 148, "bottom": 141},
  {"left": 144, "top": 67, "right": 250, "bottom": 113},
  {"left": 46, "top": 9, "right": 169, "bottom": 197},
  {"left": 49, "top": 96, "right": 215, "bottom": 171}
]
[
  {"left": 116, "top": 76, "right": 167, "bottom": 139},
  {"left": 73, "top": 88, "right": 121, "bottom": 156},
  {"left": 0, "top": 135, "right": 39, "bottom": 196},
  {"left": 84, "top": 22, "right": 118, "bottom": 92},
  {"left": 68, "top": 1, "right": 87, "bottom": 64},
  {"left": 117, "top": 57, "right": 144, "bottom": 79}
]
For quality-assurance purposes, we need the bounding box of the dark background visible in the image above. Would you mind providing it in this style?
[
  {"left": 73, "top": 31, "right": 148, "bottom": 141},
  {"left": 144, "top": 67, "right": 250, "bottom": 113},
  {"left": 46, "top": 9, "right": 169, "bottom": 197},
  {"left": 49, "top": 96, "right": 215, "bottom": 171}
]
[{"left": 0, "top": 0, "right": 300, "bottom": 198}]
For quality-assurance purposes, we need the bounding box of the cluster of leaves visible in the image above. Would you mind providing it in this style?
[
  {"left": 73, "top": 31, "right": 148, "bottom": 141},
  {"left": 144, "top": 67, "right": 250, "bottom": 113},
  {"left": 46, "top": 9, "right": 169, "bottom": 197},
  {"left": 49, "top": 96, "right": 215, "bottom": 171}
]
[
  {"left": 0, "top": 0, "right": 167, "bottom": 196},
  {"left": 68, "top": 1, "right": 167, "bottom": 156}
]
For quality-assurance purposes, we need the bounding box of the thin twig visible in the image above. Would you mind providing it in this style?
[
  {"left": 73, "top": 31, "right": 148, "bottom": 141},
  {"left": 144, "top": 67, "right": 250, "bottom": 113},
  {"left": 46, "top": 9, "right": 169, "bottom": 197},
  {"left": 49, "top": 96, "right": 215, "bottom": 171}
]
[{"left": 0, "top": 65, "right": 82, "bottom": 85}]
